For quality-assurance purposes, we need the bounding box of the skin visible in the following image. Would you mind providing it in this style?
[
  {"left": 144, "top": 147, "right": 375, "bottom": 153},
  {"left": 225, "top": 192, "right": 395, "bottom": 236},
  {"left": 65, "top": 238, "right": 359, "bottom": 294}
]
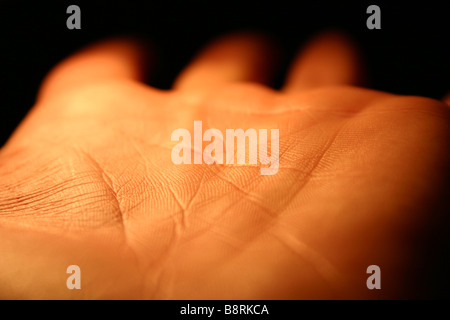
[{"left": 0, "top": 32, "right": 449, "bottom": 299}]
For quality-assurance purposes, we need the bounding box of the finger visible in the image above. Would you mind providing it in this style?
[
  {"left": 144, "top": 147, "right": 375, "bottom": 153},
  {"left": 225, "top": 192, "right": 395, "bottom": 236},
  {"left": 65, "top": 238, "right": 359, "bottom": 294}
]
[
  {"left": 173, "top": 32, "right": 277, "bottom": 92},
  {"left": 282, "top": 31, "right": 364, "bottom": 93},
  {"left": 443, "top": 93, "right": 450, "bottom": 106},
  {"left": 38, "top": 38, "right": 150, "bottom": 101}
]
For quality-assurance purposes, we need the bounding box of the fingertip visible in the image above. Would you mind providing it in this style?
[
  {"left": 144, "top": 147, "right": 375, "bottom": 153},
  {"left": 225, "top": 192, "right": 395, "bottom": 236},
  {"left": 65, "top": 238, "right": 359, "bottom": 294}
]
[
  {"left": 173, "top": 31, "right": 279, "bottom": 92},
  {"left": 38, "top": 37, "right": 152, "bottom": 101},
  {"left": 282, "top": 30, "right": 365, "bottom": 93}
]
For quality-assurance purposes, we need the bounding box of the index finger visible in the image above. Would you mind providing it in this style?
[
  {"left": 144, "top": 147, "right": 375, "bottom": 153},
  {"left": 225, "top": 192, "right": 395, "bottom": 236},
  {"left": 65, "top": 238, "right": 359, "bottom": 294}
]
[{"left": 37, "top": 38, "right": 150, "bottom": 102}]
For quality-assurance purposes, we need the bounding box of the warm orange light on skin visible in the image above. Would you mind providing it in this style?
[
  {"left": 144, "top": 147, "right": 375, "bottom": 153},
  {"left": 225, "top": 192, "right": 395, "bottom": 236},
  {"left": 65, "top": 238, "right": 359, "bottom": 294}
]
[
  {"left": 173, "top": 33, "right": 278, "bottom": 92},
  {"left": 37, "top": 39, "right": 149, "bottom": 103},
  {"left": 0, "top": 32, "right": 449, "bottom": 299},
  {"left": 283, "top": 32, "right": 365, "bottom": 92}
]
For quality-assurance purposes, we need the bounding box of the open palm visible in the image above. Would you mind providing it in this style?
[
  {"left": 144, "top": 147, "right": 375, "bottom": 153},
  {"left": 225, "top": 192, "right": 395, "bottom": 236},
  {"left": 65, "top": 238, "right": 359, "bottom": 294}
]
[{"left": 0, "top": 32, "right": 449, "bottom": 299}]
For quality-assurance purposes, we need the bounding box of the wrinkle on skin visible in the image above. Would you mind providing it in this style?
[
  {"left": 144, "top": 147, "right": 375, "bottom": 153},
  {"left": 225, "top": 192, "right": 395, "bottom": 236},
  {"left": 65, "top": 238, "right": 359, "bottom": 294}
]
[
  {"left": 269, "top": 226, "right": 346, "bottom": 293},
  {"left": 0, "top": 95, "right": 448, "bottom": 298},
  {"left": 81, "top": 151, "right": 124, "bottom": 226},
  {"left": 129, "top": 140, "right": 191, "bottom": 299},
  {"left": 161, "top": 121, "right": 351, "bottom": 288},
  {"left": 183, "top": 171, "right": 205, "bottom": 228}
]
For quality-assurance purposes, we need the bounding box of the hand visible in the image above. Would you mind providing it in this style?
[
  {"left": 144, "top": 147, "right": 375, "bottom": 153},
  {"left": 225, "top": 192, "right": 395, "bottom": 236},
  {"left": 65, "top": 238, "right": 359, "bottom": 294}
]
[{"left": 0, "top": 32, "right": 449, "bottom": 299}]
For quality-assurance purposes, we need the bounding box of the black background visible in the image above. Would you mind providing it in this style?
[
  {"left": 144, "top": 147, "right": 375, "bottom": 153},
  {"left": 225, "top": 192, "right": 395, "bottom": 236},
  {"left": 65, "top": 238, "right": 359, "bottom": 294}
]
[{"left": 0, "top": 0, "right": 448, "bottom": 147}]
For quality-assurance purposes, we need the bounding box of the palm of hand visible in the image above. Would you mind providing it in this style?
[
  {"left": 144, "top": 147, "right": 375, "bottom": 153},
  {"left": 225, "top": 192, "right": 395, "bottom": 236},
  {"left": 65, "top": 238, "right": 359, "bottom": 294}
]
[{"left": 0, "top": 33, "right": 448, "bottom": 299}]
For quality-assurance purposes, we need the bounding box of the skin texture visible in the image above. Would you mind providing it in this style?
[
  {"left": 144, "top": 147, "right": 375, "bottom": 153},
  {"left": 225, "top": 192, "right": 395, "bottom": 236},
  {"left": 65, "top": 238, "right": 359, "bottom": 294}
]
[{"left": 0, "top": 32, "right": 449, "bottom": 299}]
